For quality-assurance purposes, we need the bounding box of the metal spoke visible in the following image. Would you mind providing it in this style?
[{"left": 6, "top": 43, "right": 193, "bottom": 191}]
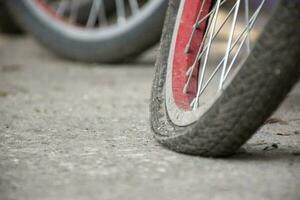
[
  {"left": 218, "top": 0, "right": 241, "bottom": 90},
  {"left": 129, "top": 0, "right": 140, "bottom": 15},
  {"left": 116, "top": 0, "right": 126, "bottom": 24},
  {"left": 185, "top": 0, "right": 228, "bottom": 54},
  {"left": 198, "top": 16, "right": 258, "bottom": 97},
  {"left": 184, "top": 0, "right": 208, "bottom": 53},
  {"left": 184, "top": 3, "right": 238, "bottom": 94},
  {"left": 56, "top": 0, "right": 69, "bottom": 16},
  {"left": 187, "top": 0, "right": 266, "bottom": 108},
  {"left": 193, "top": 0, "right": 222, "bottom": 109},
  {"left": 98, "top": 0, "right": 108, "bottom": 26},
  {"left": 87, "top": 0, "right": 100, "bottom": 27},
  {"left": 244, "top": 0, "right": 251, "bottom": 53},
  {"left": 183, "top": 10, "right": 214, "bottom": 94},
  {"left": 86, "top": 0, "right": 108, "bottom": 27},
  {"left": 195, "top": 0, "right": 266, "bottom": 97},
  {"left": 222, "top": 0, "right": 266, "bottom": 81},
  {"left": 34, "top": 0, "right": 154, "bottom": 31},
  {"left": 69, "top": 1, "right": 79, "bottom": 23}
]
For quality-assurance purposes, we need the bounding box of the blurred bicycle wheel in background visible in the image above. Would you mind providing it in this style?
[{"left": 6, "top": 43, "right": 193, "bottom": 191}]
[{"left": 5, "top": 0, "right": 168, "bottom": 63}]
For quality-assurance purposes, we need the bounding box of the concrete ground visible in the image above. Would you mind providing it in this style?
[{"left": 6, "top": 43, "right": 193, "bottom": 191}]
[{"left": 0, "top": 35, "right": 300, "bottom": 200}]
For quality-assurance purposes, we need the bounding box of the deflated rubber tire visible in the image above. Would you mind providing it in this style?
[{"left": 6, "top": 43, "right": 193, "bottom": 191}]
[{"left": 150, "top": 0, "right": 300, "bottom": 157}]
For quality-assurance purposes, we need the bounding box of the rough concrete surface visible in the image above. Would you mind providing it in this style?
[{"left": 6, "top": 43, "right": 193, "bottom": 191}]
[{"left": 0, "top": 35, "right": 300, "bottom": 200}]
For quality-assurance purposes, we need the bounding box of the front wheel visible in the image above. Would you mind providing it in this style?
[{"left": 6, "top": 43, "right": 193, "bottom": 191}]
[{"left": 151, "top": 0, "right": 300, "bottom": 157}]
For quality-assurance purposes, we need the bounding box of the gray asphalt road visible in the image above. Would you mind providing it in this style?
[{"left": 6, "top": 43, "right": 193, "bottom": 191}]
[{"left": 0, "top": 35, "right": 300, "bottom": 200}]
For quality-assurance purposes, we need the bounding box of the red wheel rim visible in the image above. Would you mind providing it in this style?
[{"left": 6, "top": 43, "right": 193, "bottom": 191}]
[{"left": 171, "top": 0, "right": 213, "bottom": 110}]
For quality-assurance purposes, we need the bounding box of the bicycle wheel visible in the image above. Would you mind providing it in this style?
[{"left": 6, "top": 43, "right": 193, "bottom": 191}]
[
  {"left": 151, "top": 0, "right": 300, "bottom": 157},
  {"left": 6, "top": 0, "right": 167, "bottom": 63}
]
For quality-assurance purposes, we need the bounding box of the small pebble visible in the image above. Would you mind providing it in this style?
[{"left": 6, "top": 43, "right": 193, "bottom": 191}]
[
  {"left": 294, "top": 130, "right": 300, "bottom": 135},
  {"left": 292, "top": 151, "right": 300, "bottom": 156},
  {"left": 263, "top": 143, "right": 279, "bottom": 151},
  {"left": 276, "top": 133, "right": 291, "bottom": 136}
]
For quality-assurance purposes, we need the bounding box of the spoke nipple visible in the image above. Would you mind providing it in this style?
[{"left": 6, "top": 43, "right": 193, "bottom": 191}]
[
  {"left": 190, "top": 98, "right": 197, "bottom": 109},
  {"left": 185, "top": 67, "right": 192, "bottom": 76},
  {"left": 193, "top": 101, "right": 199, "bottom": 110},
  {"left": 183, "top": 84, "right": 189, "bottom": 94},
  {"left": 184, "top": 46, "right": 190, "bottom": 54},
  {"left": 184, "top": 45, "right": 191, "bottom": 54},
  {"left": 193, "top": 23, "right": 200, "bottom": 30}
]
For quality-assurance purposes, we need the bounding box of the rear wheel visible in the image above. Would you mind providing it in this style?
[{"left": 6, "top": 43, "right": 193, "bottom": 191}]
[
  {"left": 151, "top": 0, "right": 300, "bottom": 157},
  {"left": 6, "top": 0, "right": 167, "bottom": 63}
]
